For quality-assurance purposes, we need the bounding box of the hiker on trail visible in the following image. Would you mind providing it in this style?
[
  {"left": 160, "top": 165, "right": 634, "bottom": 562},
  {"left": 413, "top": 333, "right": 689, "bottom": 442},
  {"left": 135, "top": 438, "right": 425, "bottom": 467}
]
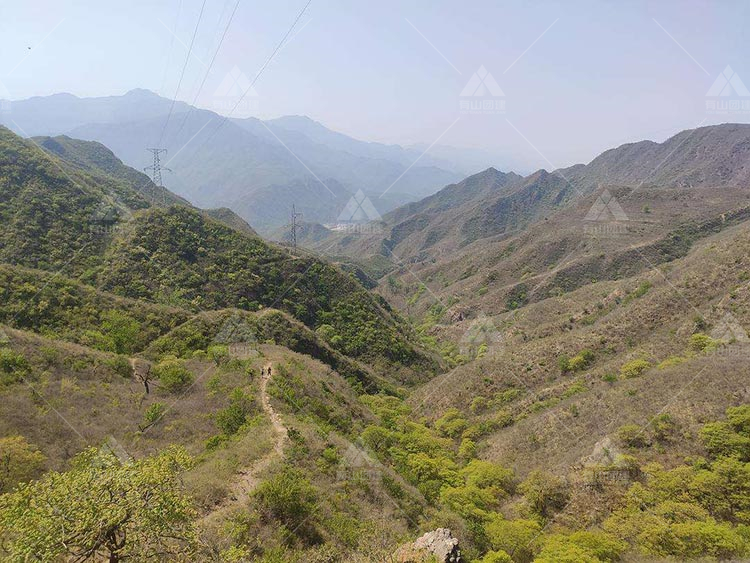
[{"left": 268, "top": 366, "right": 272, "bottom": 377}]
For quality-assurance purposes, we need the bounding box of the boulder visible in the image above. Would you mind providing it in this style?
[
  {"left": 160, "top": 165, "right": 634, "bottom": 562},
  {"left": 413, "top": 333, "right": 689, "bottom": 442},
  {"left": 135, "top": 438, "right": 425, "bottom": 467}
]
[{"left": 394, "top": 528, "right": 462, "bottom": 562}]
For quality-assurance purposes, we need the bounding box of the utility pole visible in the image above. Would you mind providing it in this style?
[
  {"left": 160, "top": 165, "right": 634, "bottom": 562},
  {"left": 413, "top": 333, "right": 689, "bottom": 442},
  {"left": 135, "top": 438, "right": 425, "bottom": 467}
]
[
  {"left": 144, "top": 148, "right": 171, "bottom": 188},
  {"left": 290, "top": 205, "right": 303, "bottom": 250}
]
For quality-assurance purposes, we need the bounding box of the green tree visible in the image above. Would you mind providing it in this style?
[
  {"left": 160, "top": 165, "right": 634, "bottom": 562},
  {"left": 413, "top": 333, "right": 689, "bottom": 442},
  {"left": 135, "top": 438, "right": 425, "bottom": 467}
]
[
  {"left": 215, "top": 389, "right": 253, "bottom": 435},
  {"left": 484, "top": 515, "right": 541, "bottom": 562},
  {"left": 519, "top": 470, "right": 569, "bottom": 519},
  {"left": 0, "top": 445, "right": 196, "bottom": 562},
  {"left": 153, "top": 358, "right": 194, "bottom": 392},
  {"left": 0, "top": 435, "right": 46, "bottom": 493},
  {"left": 255, "top": 467, "right": 318, "bottom": 532},
  {"left": 100, "top": 310, "right": 142, "bottom": 354}
]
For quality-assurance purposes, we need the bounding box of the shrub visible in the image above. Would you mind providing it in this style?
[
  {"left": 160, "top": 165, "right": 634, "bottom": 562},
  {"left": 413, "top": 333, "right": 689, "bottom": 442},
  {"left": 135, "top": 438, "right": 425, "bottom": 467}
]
[
  {"left": 254, "top": 467, "right": 318, "bottom": 530},
  {"left": 143, "top": 402, "right": 167, "bottom": 426},
  {"left": 484, "top": 516, "right": 541, "bottom": 561},
  {"left": 479, "top": 551, "right": 512, "bottom": 563},
  {"left": 215, "top": 389, "right": 253, "bottom": 435},
  {"left": 558, "top": 355, "right": 571, "bottom": 373},
  {"left": 100, "top": 310, "right": 141, "bottom": 354},
  {"left": 657, "top": 356, "right": 686, "bottom": 369},
  {"left": 153, "top": 359, "right": 194, "bottom": 392},
  {"left": 689, "top": 333, "right": 718, "bottom": 353},
  {"left": 104, "top": 355, "right": 132, "bottom": 378},
  {"left": 0, "top": 348, "right": 29, "bottom": 384},
  {"left": 461, "top": 460, "right": 515, "bottom": 495},
  {"left": 0, "top": 435, "right": 46, "bottom": 493},
  {"left": 518, "top": 470, "right": 569, "bottom": 518},
  {"left": 458, "top": 438, "right": 477, "bottom": 461},
  {"left": 617, "top": 424, "right": 649, "bottom": 448},
  {"left": 652, "top": 413, "right": 677, "bottom": 443},
  {"left": 435, "top": 408, "right": 468, "bottom": 438},
  {"left": 207, "top": 345, "right": 229, "bottom": 365},
  {"left": 619, "top": 359, "right": 651, "bottom": 379},
  {"left": 700, "top": 405, "right": 750, "bottom": 461},
  {"left": 470, "top": 396, "right": 488, "bottom": 414},
  {"left": 0, "top": 446, "right": 195, "bottom": 561}
]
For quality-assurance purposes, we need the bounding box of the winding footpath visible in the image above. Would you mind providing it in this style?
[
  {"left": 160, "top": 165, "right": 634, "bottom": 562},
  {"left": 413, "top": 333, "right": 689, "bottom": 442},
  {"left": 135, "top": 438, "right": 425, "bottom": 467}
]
[{"left": 207, "top": 363, "right": 287, "bottom": 514}]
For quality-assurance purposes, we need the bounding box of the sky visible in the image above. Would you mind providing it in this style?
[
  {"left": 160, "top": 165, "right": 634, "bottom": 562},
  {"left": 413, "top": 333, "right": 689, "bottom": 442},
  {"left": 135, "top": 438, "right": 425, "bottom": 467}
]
[{"left": 1, "top": 0, "right": 749, "bottom": 172}]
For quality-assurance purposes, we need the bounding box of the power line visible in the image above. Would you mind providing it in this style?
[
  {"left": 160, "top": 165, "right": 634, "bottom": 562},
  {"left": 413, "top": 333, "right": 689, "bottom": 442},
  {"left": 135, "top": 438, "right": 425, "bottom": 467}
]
[
  {"left": 158, "top": 0, "right": 184, "bottom": 97},
  {"left": 191, "top": 0, "right": 312, "bottom": 153},
  {"left": 157, "top": 0, "right": 208, "bottom": 147},
  {"left": 174, "top": 0, "right": 242, "bottom": 138}
]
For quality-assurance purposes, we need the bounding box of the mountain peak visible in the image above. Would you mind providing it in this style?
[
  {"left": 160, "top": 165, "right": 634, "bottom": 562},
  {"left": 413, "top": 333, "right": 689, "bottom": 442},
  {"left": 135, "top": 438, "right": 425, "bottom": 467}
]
[{"left": 122, "top": 88, "right": 160, "bottom": 99}]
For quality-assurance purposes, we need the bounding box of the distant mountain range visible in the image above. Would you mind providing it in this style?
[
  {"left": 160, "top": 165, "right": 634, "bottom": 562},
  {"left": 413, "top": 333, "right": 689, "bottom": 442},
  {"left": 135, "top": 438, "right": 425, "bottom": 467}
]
[
  {"left": 295, "top": 123, "right": 750, "bottom": 292},
  {"left": 0, "top": 89, "right": 505, "bottom": 233}
]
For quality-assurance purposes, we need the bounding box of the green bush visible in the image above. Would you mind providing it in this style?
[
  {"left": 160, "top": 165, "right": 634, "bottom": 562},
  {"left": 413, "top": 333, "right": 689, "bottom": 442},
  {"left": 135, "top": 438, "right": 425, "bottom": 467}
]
[
  {"left": 143, "top": 402, "right": 167, "bottom": 426},
  {"left": 0, "top": 435, "right": 46, "bottom": 493},
  {"left": 700, "top": 405, "right": 750, "bottom": 461},
  {"left": 619, "top": 359, "right": 651, "bottom": 378},
  {"left": 215, "top": 389, "right": 253, "bottom": 435},
  {"left": 518, "top": 470, "right": 569, "bottom": 518},
  {"left": 255, "top": 468, "right": 318, "bottom": 531},
  {"left": 435, "top": 408, "right": 468, "bottom": 438},
  {"left": 617, "top": 424, "right": 649, "bottom": 448},
  {"left": 0, "top": 348, "right": 29, "bottom": 384},
  {"left": 153, "top": 358, "right": 194, "bottom": 392},
  {"left": 478, "top": 551, "right": 512, "bottom": 563},
  {"left": 484, "top": 516, "right": 541, "bottom": 561},
  {"left": 689, "top": 333, "right": 718, "bottom": 353}
]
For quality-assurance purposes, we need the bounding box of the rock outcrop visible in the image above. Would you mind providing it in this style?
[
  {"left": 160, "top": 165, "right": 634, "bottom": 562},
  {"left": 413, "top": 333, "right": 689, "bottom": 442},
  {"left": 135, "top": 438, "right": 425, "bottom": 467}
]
[{"left": 394, "top": 528, "right": 462, "bottom": 562}]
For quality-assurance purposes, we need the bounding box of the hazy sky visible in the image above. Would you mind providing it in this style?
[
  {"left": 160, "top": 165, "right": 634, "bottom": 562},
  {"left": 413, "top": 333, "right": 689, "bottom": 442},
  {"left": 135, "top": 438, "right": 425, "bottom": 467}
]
[{"left": 1, "top": 0, "right": 749, "bottom": 171}]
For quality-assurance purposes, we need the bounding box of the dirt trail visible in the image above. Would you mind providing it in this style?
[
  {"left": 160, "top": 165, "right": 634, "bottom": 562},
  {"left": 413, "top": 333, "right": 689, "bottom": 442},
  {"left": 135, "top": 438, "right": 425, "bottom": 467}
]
[{"left": 206, "top": 363, "right": 287, "bottom": 513}]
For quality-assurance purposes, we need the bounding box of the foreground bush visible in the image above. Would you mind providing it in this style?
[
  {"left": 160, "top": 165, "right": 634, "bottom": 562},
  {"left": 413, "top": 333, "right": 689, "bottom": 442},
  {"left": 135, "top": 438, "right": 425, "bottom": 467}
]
[{"left": 0, "top": 445, "right": 196, "bottom": 562}]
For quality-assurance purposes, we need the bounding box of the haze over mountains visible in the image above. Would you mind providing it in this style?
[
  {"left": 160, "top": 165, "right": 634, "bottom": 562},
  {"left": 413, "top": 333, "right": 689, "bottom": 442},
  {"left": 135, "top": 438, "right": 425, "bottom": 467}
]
[{"left": 0, "top": 89, "right": 506, "bottom": 233}]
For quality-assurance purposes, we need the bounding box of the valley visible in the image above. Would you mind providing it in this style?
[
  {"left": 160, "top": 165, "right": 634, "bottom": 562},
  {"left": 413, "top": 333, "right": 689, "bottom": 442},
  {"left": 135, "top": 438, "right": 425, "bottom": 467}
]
[{"left": 0, "top": 115, "right": 748, "bottom": 562}]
